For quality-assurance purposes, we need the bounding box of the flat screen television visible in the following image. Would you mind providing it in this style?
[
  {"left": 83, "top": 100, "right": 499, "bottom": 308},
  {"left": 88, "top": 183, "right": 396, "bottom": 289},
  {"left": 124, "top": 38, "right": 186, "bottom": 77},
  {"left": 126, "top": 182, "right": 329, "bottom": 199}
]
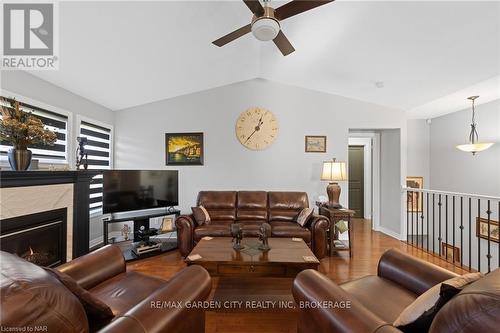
[{"left": 103, "top": 170, "right": 178, "bottom": 214}]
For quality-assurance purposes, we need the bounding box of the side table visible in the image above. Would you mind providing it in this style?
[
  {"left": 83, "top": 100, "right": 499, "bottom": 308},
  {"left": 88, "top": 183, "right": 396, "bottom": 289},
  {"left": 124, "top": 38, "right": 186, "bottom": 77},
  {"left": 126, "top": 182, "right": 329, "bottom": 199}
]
[{"left": 318, "top": 206, "right": 355, "bottom": 257}]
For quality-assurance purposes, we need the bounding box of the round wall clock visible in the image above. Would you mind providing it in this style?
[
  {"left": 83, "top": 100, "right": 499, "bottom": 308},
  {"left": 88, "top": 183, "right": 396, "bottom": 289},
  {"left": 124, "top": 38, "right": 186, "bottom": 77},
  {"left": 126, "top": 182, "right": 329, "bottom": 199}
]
[{"left": 235, "top": 107, "right": 279, "bottom": 150}]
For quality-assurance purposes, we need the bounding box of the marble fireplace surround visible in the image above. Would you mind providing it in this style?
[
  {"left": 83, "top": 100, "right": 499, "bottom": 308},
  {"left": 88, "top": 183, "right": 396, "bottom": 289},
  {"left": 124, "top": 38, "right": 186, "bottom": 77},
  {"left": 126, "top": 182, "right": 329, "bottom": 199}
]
[
  {"left": 1, "top": 184, "right": 74, "bottom": 261},
  {"left": 0, "top": 171, "right": 98, "bottom": 259}
]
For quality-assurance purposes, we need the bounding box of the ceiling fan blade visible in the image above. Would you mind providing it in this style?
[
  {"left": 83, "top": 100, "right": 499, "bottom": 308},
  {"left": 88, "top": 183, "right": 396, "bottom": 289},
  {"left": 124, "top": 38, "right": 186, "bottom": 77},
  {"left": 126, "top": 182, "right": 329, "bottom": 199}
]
[
  {"left": 273, "top": 31, "right": 295, "bottom": 56},
  {"left": 212, "top": 24, "right": 252, "bottom": 47},
  {"left": 275, "top": 0, "right": 334, "bottom": 21},
  {"left": 242, "top": 0, "right": 264, "bottom": 16}
]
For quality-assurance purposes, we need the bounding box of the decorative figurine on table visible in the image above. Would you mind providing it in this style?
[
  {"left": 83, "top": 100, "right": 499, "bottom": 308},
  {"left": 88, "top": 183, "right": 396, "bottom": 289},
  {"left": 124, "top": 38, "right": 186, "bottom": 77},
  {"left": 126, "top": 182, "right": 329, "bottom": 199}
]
[
  {"left": 121, "top": 224, "right": 130, "bottom": 241},
  {"left": 258, "top": 223, "right": 272, "bottom": 251},
  {"left": 231, "top": 223, "right": 244, "bottom": 250}
]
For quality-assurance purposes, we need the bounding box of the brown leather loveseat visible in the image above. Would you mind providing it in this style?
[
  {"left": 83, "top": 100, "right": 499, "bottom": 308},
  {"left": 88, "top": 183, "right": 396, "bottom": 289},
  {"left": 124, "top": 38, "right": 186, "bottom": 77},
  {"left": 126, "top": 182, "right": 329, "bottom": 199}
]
[
  {"left": 0, "top": 245, "right": 212, "bottom": 333},
  {"left": 292, "top": 248, "right": 500, "bottom": 333},
  {"left": 176, "top": 191, "right": 330, "bottom": 258}
]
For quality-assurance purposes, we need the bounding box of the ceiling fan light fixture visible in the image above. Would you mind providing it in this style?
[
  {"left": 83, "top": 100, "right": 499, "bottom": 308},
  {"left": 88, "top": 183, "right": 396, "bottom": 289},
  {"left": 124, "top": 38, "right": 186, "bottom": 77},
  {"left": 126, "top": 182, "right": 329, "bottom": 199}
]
[{"left": 251, "top": 17, "right": 280, "bottom": 41}]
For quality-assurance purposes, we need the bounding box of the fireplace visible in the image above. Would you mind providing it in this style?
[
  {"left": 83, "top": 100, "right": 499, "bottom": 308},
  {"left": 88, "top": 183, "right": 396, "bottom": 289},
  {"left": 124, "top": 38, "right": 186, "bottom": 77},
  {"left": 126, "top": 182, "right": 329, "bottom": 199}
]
[{"left": 0, "top": 208, "right": 67, "bottom": 267}]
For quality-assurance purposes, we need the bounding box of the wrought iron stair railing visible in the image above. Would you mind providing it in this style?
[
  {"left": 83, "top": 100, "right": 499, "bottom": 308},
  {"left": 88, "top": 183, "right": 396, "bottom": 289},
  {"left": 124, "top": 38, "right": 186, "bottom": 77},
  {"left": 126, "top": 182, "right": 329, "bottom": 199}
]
[{"left": 403, "top": 187, "right": 499, "bottom": 273}]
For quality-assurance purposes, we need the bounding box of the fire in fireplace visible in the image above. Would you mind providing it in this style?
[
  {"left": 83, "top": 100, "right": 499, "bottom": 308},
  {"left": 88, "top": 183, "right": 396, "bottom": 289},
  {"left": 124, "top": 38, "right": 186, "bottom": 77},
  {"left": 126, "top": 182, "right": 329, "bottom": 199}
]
[
  {"left": 22, "top": 246, "right": 51, "bottom": 266},
  {"left": 1, "top": 208, "right": 67, "bottom": 267}
]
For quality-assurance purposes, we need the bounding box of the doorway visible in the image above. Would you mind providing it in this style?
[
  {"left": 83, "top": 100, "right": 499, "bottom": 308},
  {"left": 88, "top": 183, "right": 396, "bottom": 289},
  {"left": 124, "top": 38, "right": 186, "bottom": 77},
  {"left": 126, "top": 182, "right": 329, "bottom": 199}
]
[{"left": 348, "top": 145, "right": 364, "bottom": 218}]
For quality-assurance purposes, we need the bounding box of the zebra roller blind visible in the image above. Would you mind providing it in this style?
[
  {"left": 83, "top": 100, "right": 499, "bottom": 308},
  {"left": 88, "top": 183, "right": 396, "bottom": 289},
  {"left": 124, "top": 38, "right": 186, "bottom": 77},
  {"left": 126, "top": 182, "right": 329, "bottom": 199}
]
[{"left": 79, "top": 120, "right": 112, "bottom": 215}]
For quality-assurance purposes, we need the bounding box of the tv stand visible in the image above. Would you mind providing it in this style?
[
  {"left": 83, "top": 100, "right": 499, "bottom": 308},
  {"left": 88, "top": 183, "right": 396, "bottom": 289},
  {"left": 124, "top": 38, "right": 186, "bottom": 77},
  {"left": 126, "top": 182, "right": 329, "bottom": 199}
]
[{"left": 102, "top": 209, "right": 181, "bottom": 261}]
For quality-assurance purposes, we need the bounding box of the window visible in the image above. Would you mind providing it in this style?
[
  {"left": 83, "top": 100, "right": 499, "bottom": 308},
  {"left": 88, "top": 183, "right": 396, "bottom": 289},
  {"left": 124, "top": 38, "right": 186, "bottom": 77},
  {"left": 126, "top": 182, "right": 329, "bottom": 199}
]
[
  {"left": 0, "top": 97, "right": 68, "bottom": 164},
  {"left": 79, "top": 120, "right": 112, "bottom": 215}
]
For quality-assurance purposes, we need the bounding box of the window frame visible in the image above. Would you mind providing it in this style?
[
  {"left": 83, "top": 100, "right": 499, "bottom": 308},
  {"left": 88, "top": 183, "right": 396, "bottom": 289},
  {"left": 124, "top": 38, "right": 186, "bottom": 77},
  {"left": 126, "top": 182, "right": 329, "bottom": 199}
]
[{"left": 0, "top": 90, "right": 73, "bottom": 168}]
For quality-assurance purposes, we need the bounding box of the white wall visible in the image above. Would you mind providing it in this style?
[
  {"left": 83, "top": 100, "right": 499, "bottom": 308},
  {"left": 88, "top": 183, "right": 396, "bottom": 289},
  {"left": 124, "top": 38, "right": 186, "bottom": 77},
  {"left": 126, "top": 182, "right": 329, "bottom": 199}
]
[
  {"left": 114, "top": 79, "right": 407, "bottom": 216},
  {"left": 407, "top": 119, "right": 430, "bottom": 188},
  {"left": 379, "top": 129, "right": 403, "bottom": 237},
  {"left": 430, "top": 99, "right": 500, "bottom": 196}
]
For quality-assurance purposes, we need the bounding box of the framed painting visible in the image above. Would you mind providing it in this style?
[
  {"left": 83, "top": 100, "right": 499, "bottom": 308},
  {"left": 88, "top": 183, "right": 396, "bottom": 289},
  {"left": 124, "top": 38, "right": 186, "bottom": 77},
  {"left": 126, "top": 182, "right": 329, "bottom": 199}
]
[
  {"left": 476, "top": 217, "right": 499, "bottom": 243},
  {"left": 305, "top": 136, "right": 327, "bottom": 153},
  {"left": 160, "top": 217, "right": 175, "bottom": 233},
  {"left": 441, "top": 242, "right": 460, "bottom": 263},
  {"left": 165, "top": 132, "right": 204, "bottom": 165},
  {"left": 406, "top": 176, "right": 423, "bottom": 213}
]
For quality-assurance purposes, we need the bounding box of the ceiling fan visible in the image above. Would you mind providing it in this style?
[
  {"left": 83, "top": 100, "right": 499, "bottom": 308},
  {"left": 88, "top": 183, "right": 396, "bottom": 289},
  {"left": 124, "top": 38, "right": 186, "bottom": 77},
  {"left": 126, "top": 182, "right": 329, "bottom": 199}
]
[{"left": 212, "top": 0, "right": 334, "bottom": 56}]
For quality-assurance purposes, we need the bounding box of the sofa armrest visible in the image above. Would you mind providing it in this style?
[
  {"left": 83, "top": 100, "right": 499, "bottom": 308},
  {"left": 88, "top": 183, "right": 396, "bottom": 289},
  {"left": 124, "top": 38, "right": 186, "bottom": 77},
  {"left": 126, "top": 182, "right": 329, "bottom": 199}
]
[
  {"left": 99, "top": 265, "right": 212, "bottom": 333},
  {"left": 378, "top": 248, "right": 459, "bottom": 295},
  {"left": 57, "top": 245, "right": 125, "bottom": 290},
  {"left": 308, "top": 214, "right": 329, "bottom": 259},
  {"left": 293, "top": 269, "right": 402, "bottom": 333},
  {"left": 175, "top": 215, "right": 196, "bottom": 257}
]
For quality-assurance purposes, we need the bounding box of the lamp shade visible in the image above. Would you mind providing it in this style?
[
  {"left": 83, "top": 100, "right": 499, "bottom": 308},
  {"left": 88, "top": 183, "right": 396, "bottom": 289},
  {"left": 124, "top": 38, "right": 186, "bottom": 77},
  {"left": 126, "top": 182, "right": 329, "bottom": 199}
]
[
  {"left": 456, "top": 143, "right": 494, "bottom": 154},
  {"left": 321, "top": 159, "right": 347, "bottom": 182}
]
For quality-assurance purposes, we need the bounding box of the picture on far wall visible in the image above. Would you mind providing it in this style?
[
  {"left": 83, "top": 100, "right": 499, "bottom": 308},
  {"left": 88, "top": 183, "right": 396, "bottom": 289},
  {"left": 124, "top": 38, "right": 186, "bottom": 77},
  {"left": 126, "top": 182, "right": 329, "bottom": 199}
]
[
  {"left": 165, "top": 132, "right": 204, "bottom": 165},
  {"left": 476, "top": 217, "right": 499, "bottom": 243},
  {"left": 441, "top": 242, "right": 460, "bottom": 263},
  {"left": 406, "top": 176, "right": 423, "bottom": 213},
  {"left": 305, "top": 135, "right": 327, "bottom": 152}
]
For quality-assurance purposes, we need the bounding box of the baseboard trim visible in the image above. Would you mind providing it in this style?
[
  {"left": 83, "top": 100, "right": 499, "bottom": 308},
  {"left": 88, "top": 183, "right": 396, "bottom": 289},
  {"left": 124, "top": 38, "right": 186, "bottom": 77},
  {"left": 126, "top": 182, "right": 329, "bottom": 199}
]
[{"left": 375, "top": 226, "right": 404, "bottom": 240}]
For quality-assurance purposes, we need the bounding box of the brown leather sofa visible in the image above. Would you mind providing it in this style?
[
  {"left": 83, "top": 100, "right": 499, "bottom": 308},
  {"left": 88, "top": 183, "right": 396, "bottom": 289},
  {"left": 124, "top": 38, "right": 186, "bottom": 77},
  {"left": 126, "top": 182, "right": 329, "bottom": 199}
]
[
  {"left": 176, "top": 191, "right": 330, "bottom": 259},
  {"left": 1, "top": 245, "right": 212, "bottom": 333},
  {"left": 292, "top": 248, "right": 500, "bottom": 333}
]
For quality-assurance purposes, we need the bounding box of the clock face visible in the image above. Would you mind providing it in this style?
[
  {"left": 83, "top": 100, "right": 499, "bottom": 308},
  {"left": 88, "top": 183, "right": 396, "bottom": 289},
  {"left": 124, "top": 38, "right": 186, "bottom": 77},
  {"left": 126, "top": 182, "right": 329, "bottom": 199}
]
[{"left": 235, "top": 107, "right": 279, "bottom": 150}]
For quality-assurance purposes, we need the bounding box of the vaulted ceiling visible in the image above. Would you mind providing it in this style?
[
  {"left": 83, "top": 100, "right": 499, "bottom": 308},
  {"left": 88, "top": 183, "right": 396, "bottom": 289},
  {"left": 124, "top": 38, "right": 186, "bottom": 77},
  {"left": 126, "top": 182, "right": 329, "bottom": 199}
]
[{"left": 26, "top": 1, "right": 500, "bottom": 117}]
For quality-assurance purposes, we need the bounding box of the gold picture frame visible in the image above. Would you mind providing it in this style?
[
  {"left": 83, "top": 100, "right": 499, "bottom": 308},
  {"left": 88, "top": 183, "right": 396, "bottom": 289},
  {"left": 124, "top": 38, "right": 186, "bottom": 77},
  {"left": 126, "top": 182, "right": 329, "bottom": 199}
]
[
  {"left": 160, "top": 217, "right": 174, "bottom": 233},
  {"left": 406, "top": 176, "right": 423, "bottom": 213},
  {"left": 476, "top": 217, "right": 499, "bottom": 243},
  {"left": 165, "top": 132, "right": 204, "bottom": 165},
  {"left": 305, "top": 136, "right": 327, "bottom": 153},
  {"left": 441, "top": 242, "right": 460, "bottom": 263}
]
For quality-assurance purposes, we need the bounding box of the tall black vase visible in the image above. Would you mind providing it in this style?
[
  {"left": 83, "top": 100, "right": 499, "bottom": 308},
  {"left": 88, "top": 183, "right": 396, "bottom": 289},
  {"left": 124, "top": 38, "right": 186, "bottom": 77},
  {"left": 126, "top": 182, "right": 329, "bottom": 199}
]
[{"left": 8, "top": 149, "right": 32, "bottom": 170}]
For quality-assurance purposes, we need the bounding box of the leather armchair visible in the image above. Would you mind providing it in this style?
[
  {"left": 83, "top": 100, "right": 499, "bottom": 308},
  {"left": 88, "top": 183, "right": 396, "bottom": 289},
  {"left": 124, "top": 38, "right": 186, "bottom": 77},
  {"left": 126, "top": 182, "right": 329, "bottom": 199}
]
[
  {"left": 1, "top": 245, "right": 212, "bottom": 333},
  {"left": 176, "top": 191, "right": 330, "bottom": 259},
  {"left": 293, "top": 248, "right": 500, "bottom": 333}
]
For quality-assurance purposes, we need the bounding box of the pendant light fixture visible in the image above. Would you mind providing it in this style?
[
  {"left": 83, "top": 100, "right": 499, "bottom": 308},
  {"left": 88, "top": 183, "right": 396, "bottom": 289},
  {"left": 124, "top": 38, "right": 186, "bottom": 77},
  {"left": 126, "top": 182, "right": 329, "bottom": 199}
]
[{"left": 456, "top": 96, "right": 494, "bottom": 155}]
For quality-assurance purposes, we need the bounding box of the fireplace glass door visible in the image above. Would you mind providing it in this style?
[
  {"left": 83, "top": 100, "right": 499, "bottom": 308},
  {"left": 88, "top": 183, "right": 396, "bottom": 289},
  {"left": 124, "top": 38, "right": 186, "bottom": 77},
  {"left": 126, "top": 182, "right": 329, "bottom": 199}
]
[{"left": 0, "top": 208, "right": 67, "bottom": 267}]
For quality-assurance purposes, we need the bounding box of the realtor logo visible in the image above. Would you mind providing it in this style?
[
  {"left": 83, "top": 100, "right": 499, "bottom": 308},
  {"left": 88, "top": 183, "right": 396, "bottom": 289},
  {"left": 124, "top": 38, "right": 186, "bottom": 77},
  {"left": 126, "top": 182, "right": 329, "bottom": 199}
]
[{"left": 2, "top": 2, "right": 59, "bottom": 70}]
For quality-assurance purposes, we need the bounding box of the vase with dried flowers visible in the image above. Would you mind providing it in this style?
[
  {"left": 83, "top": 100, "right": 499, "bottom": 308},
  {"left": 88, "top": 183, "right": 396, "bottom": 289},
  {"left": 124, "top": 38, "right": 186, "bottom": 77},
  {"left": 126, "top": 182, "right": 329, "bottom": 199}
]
[{"left": 0, "top": 97, "right": 57, "bottom": 170}]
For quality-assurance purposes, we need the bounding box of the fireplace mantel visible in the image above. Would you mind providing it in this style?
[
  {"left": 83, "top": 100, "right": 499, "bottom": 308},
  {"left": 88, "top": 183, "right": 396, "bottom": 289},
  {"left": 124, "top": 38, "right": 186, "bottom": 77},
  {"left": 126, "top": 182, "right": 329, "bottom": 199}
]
[{"left": 0, "top": 170, "right": 100, "bottom": 258}]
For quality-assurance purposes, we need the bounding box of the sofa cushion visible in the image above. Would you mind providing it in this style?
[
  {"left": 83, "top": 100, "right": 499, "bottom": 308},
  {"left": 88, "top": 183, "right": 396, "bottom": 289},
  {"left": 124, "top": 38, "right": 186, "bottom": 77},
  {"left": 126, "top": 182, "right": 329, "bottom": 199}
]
[
  {"left": 429, "top": 269, "right": 500, "bottom": 333},
  {"left": 394, "top": 273, "right": 482, "bottom": 333},
  {"left": 270, "top": 221, "right": 311, "bottom": 243},
  {"left": 237, "top": 191, "right": 268, "bottom": 221},
  {"left": 194, "top": 224, "right": 232, "bottom": 241},
  {"left": 269, "top": 192, "right": 309, "bottom": 222},
  {"left": 45, "top": 267, "right": 114, "bottom": 320},
  {"left": 192, "top": 206, "right": 211, "bottom": 226},
  {"left": 197, "top": 191, "right": 237, "bottom": 222},
  {"left": 340, "top": 275, "right": 418, "bottom": 323},
  {"left": 89, "top": 271, "right": 165, "bottom": 317},
  {"left": 296, "top": 207, "right": 314, "bottom": 227}
]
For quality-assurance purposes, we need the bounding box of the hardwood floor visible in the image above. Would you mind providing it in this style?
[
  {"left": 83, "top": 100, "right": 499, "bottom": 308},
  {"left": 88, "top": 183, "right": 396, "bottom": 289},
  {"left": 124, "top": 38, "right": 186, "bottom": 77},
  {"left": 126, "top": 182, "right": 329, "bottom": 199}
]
[
  {"left": 126, "top": 219, "right": 469, "bottom": 332},
  {"left": 127, "top": 218, "right": 468, "bottom": 282}
]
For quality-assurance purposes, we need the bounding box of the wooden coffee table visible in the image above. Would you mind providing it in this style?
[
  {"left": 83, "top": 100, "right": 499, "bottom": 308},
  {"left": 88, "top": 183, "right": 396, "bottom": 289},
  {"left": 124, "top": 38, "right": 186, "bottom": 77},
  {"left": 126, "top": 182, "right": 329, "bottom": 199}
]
[{"left": 185, "top": 237, "right": 319, "bottom": 277}]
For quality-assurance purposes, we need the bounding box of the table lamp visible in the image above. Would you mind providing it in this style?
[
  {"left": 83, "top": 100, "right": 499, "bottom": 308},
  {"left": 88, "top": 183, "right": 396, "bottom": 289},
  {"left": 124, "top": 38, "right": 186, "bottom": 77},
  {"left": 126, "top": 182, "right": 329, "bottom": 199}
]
[{"left": 320, "top": 158, "right": 348, "bottom": 209}]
